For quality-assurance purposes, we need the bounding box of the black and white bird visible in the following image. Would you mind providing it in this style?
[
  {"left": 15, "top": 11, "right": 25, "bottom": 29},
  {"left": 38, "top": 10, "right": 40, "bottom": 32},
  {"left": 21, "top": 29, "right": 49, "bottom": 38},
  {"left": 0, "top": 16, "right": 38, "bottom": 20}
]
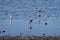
[
  {"left": 37, "top": 10, "right": 41, "bottom": 24},
  {"left": 29, "top": 19, "right": 33, "bottom": 30}
]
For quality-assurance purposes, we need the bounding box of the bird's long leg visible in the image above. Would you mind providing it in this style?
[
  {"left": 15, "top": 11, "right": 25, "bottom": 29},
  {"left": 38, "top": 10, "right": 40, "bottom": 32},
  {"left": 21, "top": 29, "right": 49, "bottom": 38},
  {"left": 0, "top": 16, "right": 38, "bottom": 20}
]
[
  {"left": 38, "top": 16, "right": 40, "bottom": 24},
  {"left": 37, "top": 15, "right": 41, "bottom": 24},
  {"left": 10, "top": 19, "right": 12, "bottom": 24},
  {"left": 29, "top": 22, "right": 32, "bottom": 30}
]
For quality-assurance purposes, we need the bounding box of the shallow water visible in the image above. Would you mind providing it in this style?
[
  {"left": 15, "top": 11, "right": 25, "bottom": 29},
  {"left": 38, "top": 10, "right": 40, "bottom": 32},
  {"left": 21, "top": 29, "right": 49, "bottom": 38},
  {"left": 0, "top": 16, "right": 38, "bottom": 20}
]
[{"left": 0, "top": 0, "right": 60, "bottom": 37}]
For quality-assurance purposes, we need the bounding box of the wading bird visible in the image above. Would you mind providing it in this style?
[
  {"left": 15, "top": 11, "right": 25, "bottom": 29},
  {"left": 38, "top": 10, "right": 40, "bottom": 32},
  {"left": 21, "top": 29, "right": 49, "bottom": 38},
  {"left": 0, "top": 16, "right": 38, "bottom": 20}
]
[
  {"left": 37, "top": 10, "right": 41, "bottom": 24},
  {"left": 28, "top": 19, "right": 33, "bottom": 30},
  {"left": 9, "top": 15, "right": 13, "bottom": 24}
]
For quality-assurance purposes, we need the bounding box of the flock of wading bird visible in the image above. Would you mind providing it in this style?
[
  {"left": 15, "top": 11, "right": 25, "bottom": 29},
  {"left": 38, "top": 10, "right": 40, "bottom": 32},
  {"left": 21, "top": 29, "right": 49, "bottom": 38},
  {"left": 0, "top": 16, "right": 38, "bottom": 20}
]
[
  {"left": 0, "top": 10, "right": 48, "bottom": 35},
  {"left": 6, "top": 10, "right": 47, "bottom": 30},
  {"left": 28, "top": 10, "right": 47, "bottom": 30}
]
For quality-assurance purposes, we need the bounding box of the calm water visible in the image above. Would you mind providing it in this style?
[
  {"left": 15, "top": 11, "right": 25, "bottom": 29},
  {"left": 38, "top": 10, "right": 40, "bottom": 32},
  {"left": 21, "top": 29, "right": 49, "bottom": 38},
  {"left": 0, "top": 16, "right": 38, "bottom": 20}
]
[{"left": 0, "top": 0, "right": 60, "bottom": 37}]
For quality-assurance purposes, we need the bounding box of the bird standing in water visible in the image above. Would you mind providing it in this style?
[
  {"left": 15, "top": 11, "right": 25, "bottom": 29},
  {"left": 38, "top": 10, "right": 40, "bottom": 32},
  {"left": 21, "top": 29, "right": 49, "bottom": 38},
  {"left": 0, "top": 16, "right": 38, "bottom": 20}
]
[
  {"left": 37, "top": 10, "right": 41, "bottom": 24},
  {"left": 29, "top": 19, "right": 33, "bottom": 30},
  {"left": 10, "top": 15, "right": 13, "bottom": 24}
]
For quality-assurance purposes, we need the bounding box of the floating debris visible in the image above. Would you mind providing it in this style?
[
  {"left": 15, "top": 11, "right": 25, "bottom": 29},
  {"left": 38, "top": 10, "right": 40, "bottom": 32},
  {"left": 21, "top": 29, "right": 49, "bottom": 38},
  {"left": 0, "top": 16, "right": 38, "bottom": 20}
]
[
  {"left": 3, "top": 30, "right": 5, "bottom": 33},
  {"left": 39, "top": 10, "right": 41, "bottom": 12},
  {"left": 45, "top": 22, "right": 47, "bottom": 25},
  {"left": 43, "top": 33, "right": 46, "bottom": 37}
]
